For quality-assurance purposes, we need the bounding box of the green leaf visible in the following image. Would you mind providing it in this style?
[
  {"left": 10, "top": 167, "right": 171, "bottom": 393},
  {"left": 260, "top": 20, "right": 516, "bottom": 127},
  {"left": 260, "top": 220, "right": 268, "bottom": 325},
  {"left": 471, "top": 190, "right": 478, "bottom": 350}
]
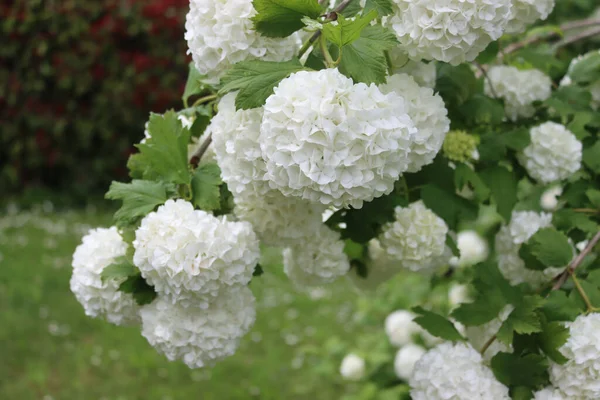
[
  {"left": 479, "top": 166, "right": 517, "bottom": 221},
  {"left": 501, "top": 127, "right": 531, "bottom": 151},
  {"left": 420, "top": 184, "right": 477, "bottom": 230},
  {"left": 135, "top": 111, "right": 192, "bottom": 185},
  {"left": 105, "top": 180, "right": 175, "bottom": 227},
  {"left": 542, "top": 290, "right": 583, "bottom": 322},
  {"left": 322, "top": 10, "right": 377, "bottom": 47},
  {"left": 446, "top": 234, "right": 460, "bottom": 257},
  {"left": 553, "top": 209, "right": 599, "bottom": 234},
  {"left": 252, "top": 0, "right": 322, "bottom": 38},
  {"left": 459, "top": 94, "right": 505, "bottom": 126},
  {"left": 182, "top": 62, "right": 206, "bottom": 107},
  {"left": 538, "top": 319, "right": 569, "bottom": 364},
  {"left": 511, "top": 387, "right": 533, "bottom": 400},
  {"left": 190, "top": 163, "right": 223, "bottom": 211},
  {"left": 567, "top": 112, "right": 594, "bottom": 140},
  {"left": 475, "top": 41, "right": 499, "bottom": 64},
  {"left": 362, "top": 0, "right": 394, "bottom": 16},
  {"left": 454, "top": 163, "right": 490, "bottom": 202},
  {"left": 569, "top": 51, "right": 600, "bottom": 84},
  {"left": 583, "top": 141, "right": 600, "bottom": 174},
  {"left": 496, "top": 295, "right": 545, "bottom": 345},
  {"left": 586, "top": 189, "right": 600, "bottom": 209},
  {"left": 119, "top": 274, "right": 157, "bottom": 305},
  {"left": 436, "top": 64, "right": 478, "bottom": 106},
  {"left": 253, "top": 263, "right": 264, "bottom": 277},
  {"left": 336, "top": 25, "right": 398, "bottom": 84},
  {"left": 220, "top": 59, "right": 306, "bottom": 109},
  {"left": 519, "top": 228, "right": 573, "bottom": 270},
  {"left": 100, "top": 257, "right": 137, "bottom": 283},
  {"left": 412, "top": 307, "right": 465, "bottom": 342},
  {"left": 491, "top": 352, "right": 549, "bottom": 388}
]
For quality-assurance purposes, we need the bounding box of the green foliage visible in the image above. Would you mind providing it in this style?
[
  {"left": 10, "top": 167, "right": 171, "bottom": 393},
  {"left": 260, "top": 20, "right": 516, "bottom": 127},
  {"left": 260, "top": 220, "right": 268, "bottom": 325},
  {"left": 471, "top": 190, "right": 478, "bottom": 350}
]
[
  {"left": 220, "top": 59, "right": 306, "bottom": 109},
  {"left": 542, "top": 290, "right": 582, "bottom": 322},
  {"left": 412, "top": 307, "right": 465, "bottom": 342},
  {"left": 537, "top": 319, "right": 569, "bottom": 364},
  {"left": 496, "top": 296, "right": 545, "bottom": 345},
  {"left": 182, "top": 63, "right": 208, "bottom": 107},
  {"left": 491, "top": 352, "right": 549, "bottom": 389},
  {"left": 480, "top": 166, "right": 518, "bottom": 221},
  {"left": 105, "top": 180, "right": 175, "bottom": 227},
  {"left": 322, "top": 10, "right": 377, "bottom": 48},
  {"left": 519, "top": 228, "right": 573, "bottom": 270},
  {"left": 361, "top": 0, "right": 394, "bottom": 16},
  {"left": 570, "top": 51, "right": 600, "bottom": 84},
  {"left": 420, "top": 184, "right": 477, "bottom": 230},
  {"left": 191, "top": 163, "right": 223, "bottom": 211},
  {"left": 583, "top": 140, "right": 600, "bottom": 173},
  {"left": 100, "top": 257, "right": 137, "bottom": 283},
  {"left": 118, "top": 274, "right": 158, "bottom": 306},
  {"left": 252, "top": 0, "right": 322, "bottom": 38}
]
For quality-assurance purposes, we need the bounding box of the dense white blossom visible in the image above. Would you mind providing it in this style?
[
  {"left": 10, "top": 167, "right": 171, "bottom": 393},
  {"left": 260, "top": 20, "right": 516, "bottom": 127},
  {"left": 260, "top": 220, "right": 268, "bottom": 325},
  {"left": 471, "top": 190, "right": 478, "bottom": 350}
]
[
  {"left": 379, "top": 74, "right": 450, "bottom": 172},
  {"left": 340, "top": 353, "right": 366, "bottom": 381},
  {"left": 388, "top": 48, "right": 437, "bottom": 88},
  {"left": 550, "top": 313, "right": 600, "bottom": 399},
  {"left": 234, "top": 189, "right": 326, "bottom": 247},
  {"left": 495, "top": 211, "right": 563, "bottom": 286},
  {"left": 394, "top": 343, "right": 426, "bottom": 381},
  {"left": 210, "top": 92, "right": 270, "bottom": 195},
  {"left": 519, "top": 122, "right": 582, "bottom": 183},
  {"left": 184, "top": 0, "right": 300, "bottom": 83},
  {"left": 133, "top": 199, "right": 260, "bottom": 307},
  {"left": 140, "top": 286, "right": 256, "bottom": 368},
  {"left": 259, "top": 68, "right": 417, "bottom": 208},
  {"left": 410, "top": 342, "right": 510, "bottom": 400},
  {"left": 283, "top": 224, "right": 350, "bottom": 287},
  {"left": 450, "top": 230, "right": 489, "bottom": 268},
  {"left": 484, "top": 66, "right": 552, "bottom": 121},
  {"left": 506, "top": 0, "right": 555, "bottom": 34},
  {"left": 385, "top": 310, "right": 422, "bottom": 347},
  {"left": 466, "top": 305, "right": 513, "bottom": 360},
  {"left": 448, "top": 283, "right": 470, "bottom": 308},
  {"left": 70, "top": 227, "right": 140, "bottom": 325},
  {"left": 379, "top": 201, "right": 450, "bottom": 275},
  {"left": 387, "top": 0, "right": 512, "bottom": 65},
  {"left": 532, "top": 387, "right": 567, "bottom": 400},
  {"left": 560, "top": 51, "right": 600, "bottom": 109},
  {"left": 541, "top": 186, "right": 563, "bottom": 211}
]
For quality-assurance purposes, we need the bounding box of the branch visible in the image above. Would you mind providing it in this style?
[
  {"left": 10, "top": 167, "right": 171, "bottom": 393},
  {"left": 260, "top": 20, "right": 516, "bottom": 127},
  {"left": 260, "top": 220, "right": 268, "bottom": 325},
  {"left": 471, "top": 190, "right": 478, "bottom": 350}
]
[
  {"left": 298, "top": 0, "right": 353, "bottom": 59},
  {"left": 474, "top": 62, "right": 499, "bottom": 99},
  {"left": 190, "top": 133, "right": 212, "bottom": 167},
  {"left": 561, "top": 18, "right": 600, "bottom": 31},
  {"left": 551, "top": 230, "right": 600, "bottom": 291},
  {"left": 553, "top": 26, "right": 600, "bottom": 50}
]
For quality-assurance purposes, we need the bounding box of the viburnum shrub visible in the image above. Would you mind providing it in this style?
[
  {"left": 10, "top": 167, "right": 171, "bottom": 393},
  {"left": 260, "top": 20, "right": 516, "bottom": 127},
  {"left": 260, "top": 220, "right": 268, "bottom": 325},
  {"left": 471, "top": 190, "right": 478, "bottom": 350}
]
[{"left": 70, "top": 0, "right": 600, "bottom": 397}]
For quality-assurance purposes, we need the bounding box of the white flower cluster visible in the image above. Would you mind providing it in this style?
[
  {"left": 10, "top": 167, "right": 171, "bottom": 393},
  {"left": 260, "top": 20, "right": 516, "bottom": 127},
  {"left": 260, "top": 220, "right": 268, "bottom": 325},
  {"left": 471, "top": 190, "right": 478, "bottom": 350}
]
[
  {"left": 140, "top": 286, "right": 256, "bottom": 368},
  {"left": 133, "top": 199, "right": 260, "bottom": 307},
  {"left": 561, "top": 50, "right": 600, "bottom": 109},
  {"left": 550, "top": 313, "right": 600, "bottom": 399},
  {"left": 466, "top": 305, "right": 513, "bottom": 360},
  {"left": 394, "top": 343, "right": 426, "bottom": 381},
  {"left": 70, "top": 227, "right": 140, "bottom": 326},
  {"left": 184, "top": 0, "right": 299, "bottom": 83},
  {"left": 259, "top": 68, "right": 418, "bottom": 208},
  {"left": 410, "top": 342, "right": 510, "bottom": 400},
  {"left": 283, "top": 224, "right": 350, "bottom": 287},
  {"left": 340, "top": 353, "right": 366, "bottom": 381},
  {"left": 506, "top": 0, "right": 556, "bottom": 34},
  {"left": 495, "top": 211, "right": 563, "bottom": 286},
  {"left": 384, "top": 310, "right": 444, "bottom": 348},
  {"left": 519, "top": 122, "right": 582, "bottom": 184},
  {"left": 388, "top": 0, "right": 512, "bottom": 65},
  {"left": 388, "top": 48, "right": 437, "bottom": 88},
  {"left": 450, "top": 230, "right": 489, "bottom": 268},
  {"left": 533, "top": 387, "right": 566, "bottom": 400},
  {"left": 379, "top": 201, "right": 450, "bottom": 275},
  {"left": 484, "top": 66, "right": 552, "bottom": 121},
  {"left": 379, "top": 74, "right": 450, "bottom": 173}
]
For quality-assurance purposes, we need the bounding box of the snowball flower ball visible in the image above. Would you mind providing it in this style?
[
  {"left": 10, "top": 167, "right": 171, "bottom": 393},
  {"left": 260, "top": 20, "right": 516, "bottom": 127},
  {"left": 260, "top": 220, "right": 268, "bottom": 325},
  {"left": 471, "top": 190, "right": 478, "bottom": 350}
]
[
  {"left": 388, "top": 48, "right": 437, "bottom": 88},
  {"left": 185, "top": 0, "right": 299, "bottom": 83},
  {"left": 385, "top": 310, "right": 422, "bottom": 347},
  {"left": 140, "top": 286, "right": 256, "bottom": 369},
  {"left": 379, "top": 74, "right": 450, "bottom": 173},
  {"left": 466, "top": 305, "right": 513, "bottom": 360},
  {"left": 506, "top": 0, "right": 555, "bottom": 34},
  {"left": 379, "top": 201, "right": 450, "bottom": 275},
  {"left": 495, "top": 211, "right": 563, "bottom": 286},
  {"left": 394, "top": 343, "right": 426, "bottom": 381},
  {"left": 452, "top": 230, "right": 489, "bottom": 267},
  {"left": 259, "top": 68, "right": 417, "bottom": 208},
  {"left": 340, "top": 353, "right": 366, "bottom": 381},
  {"left": 410, "top": 342, "right": 510, "bottom": 400},
  {"left": 388, "top": 0, "right": 511, "bottom": 65},
  {"left": 283, "top": 224, "right": 350, "bottom": 287},
  {"left": 234, "top": 188, "right": 326, "bottom": 247},
  {"left": 533, "top": 387, "right": 567, "bottom": 400},
  {"left": 541, "top": 186, "right": 563, "bottom": 211},
  {"left": 484, "top": 66, "right": 552, "bottom": 121},
  {"left": 70, "top": 227, "right": 140, "bottom": 325},
  {"left": 519, "top": 122, "right": 582, "bottom": 184},
  {"left": 210, "top": 92, "right": 270, "bottom": 195},
  {"left": 550, "top": 313, "right": 600, "bottom": 398},
  {"left": 133, "top": 199, "right": 260, "bottom": 307}
]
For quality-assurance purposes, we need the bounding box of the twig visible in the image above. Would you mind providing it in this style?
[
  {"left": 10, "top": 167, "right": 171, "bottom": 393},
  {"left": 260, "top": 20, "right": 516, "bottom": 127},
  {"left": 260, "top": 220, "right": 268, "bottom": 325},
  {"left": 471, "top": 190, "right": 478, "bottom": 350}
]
[
  {"left": 552, "top": 231, "right": 600, "bottom": 291},
  {"left": 553, "top": 26, "right": 600, "bottom": 50},
  {"left": 297, "top": 0, "right": 353, "bottom": 59},
  {"left": 574, "top": 208, "right": 600, "bottom": 214},
  {"left": 561, "top": 18, "right": 600, "bottom": 31},
  {"left": 190, "top": 133, "right": 212, "bottom": 167},
  {"left": 192, "top": 94, "right": 217, "bottom": 108},
  {"left": 480, "top": 334, "right": 497, "bottom": 355},
  {"left": 571, "top": 273, "right": 596, "bottom": 312},
  {"left": 474, "top": 62, "right": 499, "bottom": 99}
]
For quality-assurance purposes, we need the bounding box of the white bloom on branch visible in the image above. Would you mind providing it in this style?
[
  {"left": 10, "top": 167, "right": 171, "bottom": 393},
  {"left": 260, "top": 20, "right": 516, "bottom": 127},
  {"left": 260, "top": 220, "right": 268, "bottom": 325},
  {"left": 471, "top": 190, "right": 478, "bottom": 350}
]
[
  {"left": 133, "top": 199, "right": 260, "bottom": 307},
  {"left": 379, "top": 201, "right": 450, "bottom": 275},
  {"left": 385, "top": 310, "right": 421, "bottom": 347},
  {"left": 484, "top": 66, "right": 552, "bottom": 121},
  {"left": 259, "top": 68, "right": 417, "bottom": 209},
  {"left": 519, "top": 122, "right": 582, "bottom": 184},
  {"left": 394, "top": 343, "right": 426, "bottom": 381},
  {"left": 549, "top": 313, "right": 600, "bottom": 399},
  {"left": 185, "top": 0, "right": 300, "bottom": 83},
  {"left": 140, "top": 286, "right": 256, "bottom": 369},
  {"left": 410, "top": 342, "right": 510, "bottom": 400},
  {"left": 340, "top": 353, "right": 366, "bottom": 381},
  {"left": 506, "top": 0, "right": 555, "bottom": 34},
  {"left": 379, "top": 74, "right": 450, "bottom": 173},
  {"left": 70, "top": 227, "right": 140, "bottom": 326},
  {"left": 387, "top": 0, "right": 512, "bottom": 65},
  {"left": 283, "top": 224, "right": 350, "bottom": 287}
]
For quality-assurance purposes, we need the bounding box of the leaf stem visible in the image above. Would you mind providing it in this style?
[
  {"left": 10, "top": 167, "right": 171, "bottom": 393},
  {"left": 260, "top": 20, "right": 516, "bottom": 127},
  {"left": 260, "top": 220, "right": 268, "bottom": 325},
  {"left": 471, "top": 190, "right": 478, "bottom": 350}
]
[
  {"left": 192, "top": 94, "right": 217, "bottom": 108},
  {"left": 320, "top": 34, "right": 336, "bottom": 68},
  {"left": 571, "top": 272, "right": 596, "bottom": 312},
  {"left": 480, "top": 334, "right": 497, "bottom": 355},
  {"left": 297, "top": 0, "right": 353, "bottom": 59}
]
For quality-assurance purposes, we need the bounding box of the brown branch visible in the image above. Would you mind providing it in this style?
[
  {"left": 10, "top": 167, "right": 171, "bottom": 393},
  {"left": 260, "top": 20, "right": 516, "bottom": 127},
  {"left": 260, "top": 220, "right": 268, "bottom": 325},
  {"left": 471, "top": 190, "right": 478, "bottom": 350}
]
[
  {"left": 551, "top": 231, "right": 600, "bottom": 291},
  {"left": 561, "top": 18, "right": 600, "bottom": 31},
  {"left": 190, "top": 133, "right": 212, "bottom": 167},
  {"left": 553, "top": 26, "right": 600, "bottom": 49}
]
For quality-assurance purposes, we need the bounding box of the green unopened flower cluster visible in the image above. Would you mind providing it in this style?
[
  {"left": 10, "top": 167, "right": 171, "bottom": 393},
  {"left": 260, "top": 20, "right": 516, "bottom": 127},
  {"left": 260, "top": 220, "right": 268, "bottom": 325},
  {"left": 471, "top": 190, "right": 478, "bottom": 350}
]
[{"left": 443, "top": 130, "right": 480, "bottom": 163}]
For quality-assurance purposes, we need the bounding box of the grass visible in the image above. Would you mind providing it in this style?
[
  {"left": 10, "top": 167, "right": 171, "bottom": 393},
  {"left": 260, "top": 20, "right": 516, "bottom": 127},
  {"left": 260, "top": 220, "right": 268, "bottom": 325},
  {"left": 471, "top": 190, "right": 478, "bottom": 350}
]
[{"left": 0, "top": 205, "right": 365, "bottom": 400}]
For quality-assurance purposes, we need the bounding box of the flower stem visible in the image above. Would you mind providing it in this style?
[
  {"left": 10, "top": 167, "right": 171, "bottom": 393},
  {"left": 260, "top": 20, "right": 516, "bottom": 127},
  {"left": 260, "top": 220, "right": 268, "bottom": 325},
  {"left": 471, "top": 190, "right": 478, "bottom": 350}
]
[
  {"left": 192, "top": 94, "right": 217, "bottom": 108},
  {"left": 571, "top": 273, "right": 596, "bottom": 312},
  {"left": 320, "top": 34, "right": 336, "bottom": 68},
  {"left": 480, "top": 334, "right": 497, "bottom": 356}
]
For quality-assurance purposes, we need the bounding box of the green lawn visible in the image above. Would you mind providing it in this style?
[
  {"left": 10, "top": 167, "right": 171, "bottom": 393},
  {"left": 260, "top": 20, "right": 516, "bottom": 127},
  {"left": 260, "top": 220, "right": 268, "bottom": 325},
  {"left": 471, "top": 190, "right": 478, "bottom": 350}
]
[{"left": 0, "top": 206, "right": 368, "bottom": 400}]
